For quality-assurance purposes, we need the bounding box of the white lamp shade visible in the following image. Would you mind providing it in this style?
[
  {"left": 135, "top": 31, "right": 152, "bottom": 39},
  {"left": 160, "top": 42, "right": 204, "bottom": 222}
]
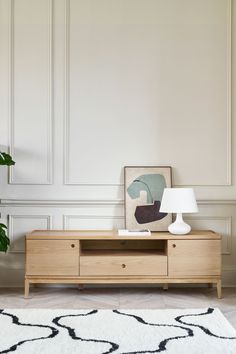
[{"left": 160, "top": 188, "right": 198, "bottom": 213}]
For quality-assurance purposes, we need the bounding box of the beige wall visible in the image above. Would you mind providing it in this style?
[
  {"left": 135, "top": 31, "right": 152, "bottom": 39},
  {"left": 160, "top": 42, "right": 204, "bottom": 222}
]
[{"left": 0, "top": 0, "right": 235, "bottom": 286}]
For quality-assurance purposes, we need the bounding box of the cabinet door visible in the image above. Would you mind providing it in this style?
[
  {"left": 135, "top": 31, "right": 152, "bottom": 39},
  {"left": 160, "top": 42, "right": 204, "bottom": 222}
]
[
  {"left": 26, "top": 240, "right": 79, "bottom": 276},
  {"left": 168, "top": 240, "right": 221, "bottom": 277}
]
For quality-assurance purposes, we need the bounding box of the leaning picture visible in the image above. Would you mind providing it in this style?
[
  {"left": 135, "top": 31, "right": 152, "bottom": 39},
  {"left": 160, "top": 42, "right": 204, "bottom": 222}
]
[{"left": 124, "top": 166, "right": 172, "bottom": 231}]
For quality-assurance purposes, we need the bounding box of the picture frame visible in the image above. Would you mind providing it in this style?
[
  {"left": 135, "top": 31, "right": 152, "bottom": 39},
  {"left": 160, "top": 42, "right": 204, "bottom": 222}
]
[{"left": 124, "top": 166, "right": 172, "bottom": 231}]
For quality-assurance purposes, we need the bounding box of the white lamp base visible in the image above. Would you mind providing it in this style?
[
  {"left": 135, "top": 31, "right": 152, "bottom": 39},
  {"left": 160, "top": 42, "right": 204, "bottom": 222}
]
[{"left": 168, "top": 213, "right": 191, "bottom": 235}]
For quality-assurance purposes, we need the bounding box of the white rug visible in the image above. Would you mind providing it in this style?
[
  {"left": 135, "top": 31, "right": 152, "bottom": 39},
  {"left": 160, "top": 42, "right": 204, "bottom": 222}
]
[{"left": 0, "top": 308, "right": 236, "bottom": 353}]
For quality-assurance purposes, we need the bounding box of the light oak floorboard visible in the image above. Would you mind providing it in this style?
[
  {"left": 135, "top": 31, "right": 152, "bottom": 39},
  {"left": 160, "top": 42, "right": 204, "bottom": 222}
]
[{"left": 0, "top": 287, "right": 236, "bottom": 328}]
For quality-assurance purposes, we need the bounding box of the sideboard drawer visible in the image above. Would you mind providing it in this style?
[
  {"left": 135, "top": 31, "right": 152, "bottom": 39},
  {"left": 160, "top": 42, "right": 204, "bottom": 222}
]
[{"left": 80, "top": 253, "right": 167, "bottom": 276}]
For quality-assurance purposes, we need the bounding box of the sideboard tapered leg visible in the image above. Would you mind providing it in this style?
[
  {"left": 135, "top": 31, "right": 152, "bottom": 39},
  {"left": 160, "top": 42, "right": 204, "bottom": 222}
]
[
  {"left": 24, "top": 279, "right": 30, "bottom": 298},
  {"left": 163, "top": 283, "right": 168, "bottom": 291},
  {"left": 217, "top": 280, "right": 222, "bottom": 299}
]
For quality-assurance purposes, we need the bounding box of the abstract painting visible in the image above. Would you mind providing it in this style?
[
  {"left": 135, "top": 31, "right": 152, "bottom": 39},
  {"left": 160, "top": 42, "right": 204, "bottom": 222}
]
[{"left": 124, "top": 166, "right": 172, "bottom": 231}]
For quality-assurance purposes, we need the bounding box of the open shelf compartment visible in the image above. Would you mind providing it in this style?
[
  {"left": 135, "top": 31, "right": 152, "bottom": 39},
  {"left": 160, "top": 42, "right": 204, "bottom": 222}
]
[{"left": 80, "top": 239, "right": 167, "bottom": 257}]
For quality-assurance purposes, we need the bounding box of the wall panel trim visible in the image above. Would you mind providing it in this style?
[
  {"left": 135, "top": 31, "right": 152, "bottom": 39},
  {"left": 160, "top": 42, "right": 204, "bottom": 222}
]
[
  {"left": 175, "top": 0, "right": 232, "bottom": 187},
  {"left": 63, "top": 0, "right": 122, "bottom": 186},
  {"left": 185, "top": 215, "right": 232, "bottom": 255},
  {"left": 8, "top": 0, "right": 53, "bottom": 185},
  {"left": 63, "top": 0, "right": 232, "bottom": 187},
  {"left": 0, "top": 199, "right": 124, "bottom": 206},
  {"left": 63, "top": 214, "right": 124, "bottom": 229},
  {"left": 8, "top": 214, "right": 52, "bottom": 253},
  {"left": 1, "top": 198, "right": 236, "bottom": 207}
]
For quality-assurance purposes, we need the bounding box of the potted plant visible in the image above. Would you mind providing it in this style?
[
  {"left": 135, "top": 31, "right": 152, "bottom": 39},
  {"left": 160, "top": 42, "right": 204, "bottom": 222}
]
[{"left": 0, "top": 151, "right": 15, "bottom": 252}]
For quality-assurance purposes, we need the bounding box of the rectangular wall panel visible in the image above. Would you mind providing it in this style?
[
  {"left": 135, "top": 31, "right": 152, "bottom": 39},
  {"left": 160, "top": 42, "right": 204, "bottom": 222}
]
[
  {"left": 0, "top": 0, "right": 235, "bottom": 287},
  {"left": 8, "top": 215, "right": 52, "bottom": 253},
  {"left": 9, "top": 0, "right": 52, "bottom": 184},
  {"left": 63, "top": 215, "right": 124, "bottom": 230},
  {"left": 186, "top": 216, "right": 232, "bottom": 255},
  {"left": 65, "top": 0, "right": 231, "bottom": 186}
]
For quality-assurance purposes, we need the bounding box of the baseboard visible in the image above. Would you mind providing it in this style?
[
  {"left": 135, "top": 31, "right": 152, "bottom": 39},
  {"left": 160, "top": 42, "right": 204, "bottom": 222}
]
[
  {"left": 0, "top": 269, "right": 24, "bottom": 288},
  {"left": 221, "top": 269, "right": 236, "bottom": 287}
]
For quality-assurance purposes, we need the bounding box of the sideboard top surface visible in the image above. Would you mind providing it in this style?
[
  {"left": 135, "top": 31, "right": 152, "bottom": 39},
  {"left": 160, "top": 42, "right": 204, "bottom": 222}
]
[{"left": 26, "top": 230, "right": 221, "bottom": 240}]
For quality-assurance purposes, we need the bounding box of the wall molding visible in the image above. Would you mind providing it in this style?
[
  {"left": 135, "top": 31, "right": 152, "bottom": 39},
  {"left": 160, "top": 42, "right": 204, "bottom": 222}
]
[
  {"left": 197, "top": 199, "right": 236, "bottom": 205},
  {"left": 63, "top": 0, "right": 232, "bottom": 187},
  {"left": 63, "top": 0, "right": 70, "bottom": 185},
  {"left": 2, "top": 198, "right": 236, "bottom": 207},
  {"left": 8, "top": 0, "right": 53, "bottom": 185},
  {"left": 8, "top": 214, "right": 52, "bottom": 253},
  {"left": 185, "top": 215, "right": 232, "bottom": 255},
  {"left": 63, "top": 0, "right": 121, "bottom": 186},
  {"left": 0, "top": 199, "right": 124, "bottom": 206},
  {"left": 226, "top": 0, "right": 232, "bottom": 186},
  {"left": 173, "top": 0, "right": 232, "bottom": 187},
  {"left": 63, "top": 214, "right": 124, "bottom": 229}
]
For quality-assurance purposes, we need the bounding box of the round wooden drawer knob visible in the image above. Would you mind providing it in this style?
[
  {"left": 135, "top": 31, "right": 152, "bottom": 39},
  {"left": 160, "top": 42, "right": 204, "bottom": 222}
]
[
  {"left": 122, "top": 264, "right": 126, "bottom": 268},
  {"left": 71, "top": 244, "right": 75, "bottom": 248},
  {"left": 172, "top": 244, "right": 176, "bottom": 248}
]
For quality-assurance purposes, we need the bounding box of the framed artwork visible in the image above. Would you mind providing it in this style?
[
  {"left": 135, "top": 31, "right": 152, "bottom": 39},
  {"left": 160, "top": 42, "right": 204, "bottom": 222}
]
[{"left": 124, "top": 166, "right": 172, "bottom": 231}]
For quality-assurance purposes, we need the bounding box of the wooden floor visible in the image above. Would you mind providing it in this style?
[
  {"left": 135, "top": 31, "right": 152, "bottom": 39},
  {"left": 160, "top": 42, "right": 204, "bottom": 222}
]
[{"left": 1, "top": 286, "right": 236, "bottom": 328}]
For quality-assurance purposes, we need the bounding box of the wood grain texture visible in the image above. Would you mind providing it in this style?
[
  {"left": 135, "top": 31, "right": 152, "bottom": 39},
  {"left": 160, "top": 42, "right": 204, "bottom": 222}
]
[
  {"left": 80, "top": 254, "right": 167, "bottom": 276},
  {"left": 26, "top": 230, "right": 221, "bottom": 240},
  {"left": 168, "top": 240, "right": 221, "bottom": 276},
  {"left": 26, "top": 240, "right": 79, "bottom": 276},
  {"left": 24, "top": 230, "right": 222, "bottom": 298},
  {"left": 80, "top": 240, "right": 166, "bottom": 251}
]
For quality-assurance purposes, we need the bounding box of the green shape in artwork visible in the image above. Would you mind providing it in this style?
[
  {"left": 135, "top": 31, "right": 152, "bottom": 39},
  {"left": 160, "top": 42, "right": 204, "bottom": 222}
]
[{"left": 127, "top": 174, "right": 166, "bottom": 204}]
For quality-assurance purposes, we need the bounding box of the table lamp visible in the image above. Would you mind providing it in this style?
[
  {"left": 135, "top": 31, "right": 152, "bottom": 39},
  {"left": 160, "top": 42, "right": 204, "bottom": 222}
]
[{"left": 160, "top": 188, "right": 198, "bottom": 235}]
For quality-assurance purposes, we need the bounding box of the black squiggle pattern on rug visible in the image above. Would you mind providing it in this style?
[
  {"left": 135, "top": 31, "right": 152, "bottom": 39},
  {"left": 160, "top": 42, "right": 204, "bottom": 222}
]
[
  {"left": 52, "top": 309, "right": 119, "bottom": 354},
  {"left": 113, "top": 309, "right": 193, "bottom": 354},
  {"left": 0, "top": 309, "right": 59, "bottom": 354},
  {"left": 175, "top": 308, "right": 236, "bottom": 340}
]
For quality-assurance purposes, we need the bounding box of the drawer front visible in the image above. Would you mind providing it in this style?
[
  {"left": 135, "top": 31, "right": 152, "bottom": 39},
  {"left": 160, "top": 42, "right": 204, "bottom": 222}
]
[
  {"left": 80, "top": 255, "right": 167, "bottom": 276},
  {"left": 168, "top": 240, "right": 221, "bottom": 277},
  {"left": 26, "top": 240, "right": 79, "bottom": 276}
]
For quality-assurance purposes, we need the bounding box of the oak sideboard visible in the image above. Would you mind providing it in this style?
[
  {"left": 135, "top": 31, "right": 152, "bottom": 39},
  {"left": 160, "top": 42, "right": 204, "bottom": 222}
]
[{"left": 25, "top": 230, "right": 222, "bottom": 298}]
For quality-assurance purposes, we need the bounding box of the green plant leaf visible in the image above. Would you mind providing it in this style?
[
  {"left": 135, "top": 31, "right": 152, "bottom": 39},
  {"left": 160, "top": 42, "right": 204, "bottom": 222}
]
[
  {"left": 0, "top": 223, "right": 7, "bottom": 229},
  {"left": 0, "top": 153, "right": 13, "bottom": 251},
  {"left": 0, "top": 152, "right": 15, "bottom": 166},
  {"left": 0, "top": 224, "right": 10, "bottom": 252}
]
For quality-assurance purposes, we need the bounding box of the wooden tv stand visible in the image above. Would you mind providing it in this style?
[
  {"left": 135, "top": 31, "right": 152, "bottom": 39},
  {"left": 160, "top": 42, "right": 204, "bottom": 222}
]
[{"left": 25, "top": 230, "right": 222, "bottom": 298}]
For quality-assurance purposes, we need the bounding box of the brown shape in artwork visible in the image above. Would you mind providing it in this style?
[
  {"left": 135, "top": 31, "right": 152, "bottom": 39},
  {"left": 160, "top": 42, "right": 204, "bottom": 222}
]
[{"left": 134, "top": 200, "right": 167, "bottom": 224}]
